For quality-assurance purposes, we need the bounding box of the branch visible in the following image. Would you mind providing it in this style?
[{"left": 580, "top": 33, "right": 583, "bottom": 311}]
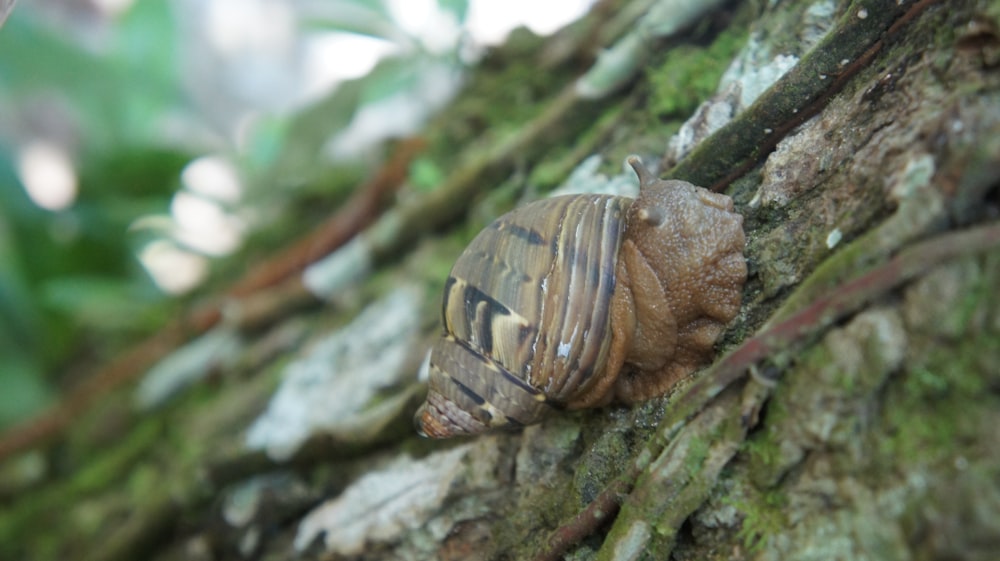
[{"left": 667, "top": 0, "right": 940, "bottom": 191}]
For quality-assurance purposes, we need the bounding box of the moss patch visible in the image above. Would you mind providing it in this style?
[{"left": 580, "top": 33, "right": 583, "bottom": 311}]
[{"left": 646, "top": 29, "right": 748, "bottom": 120}]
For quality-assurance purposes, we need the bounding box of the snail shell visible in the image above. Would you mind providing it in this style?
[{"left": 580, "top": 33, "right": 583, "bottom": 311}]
[{"left": 416, "top": 157, "right": 746, "bottom": 438}]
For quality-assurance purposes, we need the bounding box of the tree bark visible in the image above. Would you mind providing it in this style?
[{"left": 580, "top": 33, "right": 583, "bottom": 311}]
[{"left": 3, "top": 0, "right": 999, "bottom": 560}]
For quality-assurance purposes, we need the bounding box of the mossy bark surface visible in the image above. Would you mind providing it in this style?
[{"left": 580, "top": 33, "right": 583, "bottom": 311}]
[{"left": 2, "top": 1, "right": 999, "bottom": 560}]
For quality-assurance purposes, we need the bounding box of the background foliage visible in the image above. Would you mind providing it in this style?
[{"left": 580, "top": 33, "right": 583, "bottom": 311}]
[{"left": 0, "top": 0, "right": 476, "bottom": 428}]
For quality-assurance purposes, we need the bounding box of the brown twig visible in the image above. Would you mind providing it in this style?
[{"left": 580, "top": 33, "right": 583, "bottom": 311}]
[
  {"left": 537, "top": 479, "right": 632, "bottom": 560},
  {"left": 533, "top": 219, "right": 1000, "bottom": 561},
  {"left": 229, "top": 138, "right": 425, "bottom": 297},
  {"left": 0, "top": 319, "right": 192, "bottom": 463}
]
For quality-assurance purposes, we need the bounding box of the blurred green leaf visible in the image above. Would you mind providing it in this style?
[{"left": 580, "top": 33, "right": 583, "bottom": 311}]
[
  {"left": 0, "top": 3, "right": 181, "bottom": 151},
  {"left": 0, "top": 209, "right": 40, "bottom": 352},
  {"left": 300, "top": 0, "right": 403, "bottom": 43},
  {"left": 0, "top": 359, "right": 52, "bottom": 430},
  {"left": 240, "top": 113, "right": 288, "bottom": 173},
  {"left": 0, "top": 0, "right": 474, "bottom": 433},
  {"left": 356, "top": 53, "right": 427, "bottom": 103},
  {"left": 0, "top": 5, "right": 186, "bottom": 377},
  {"left": 409, "top": 156, "right": 445, "bottom": 192},
  {"left": 437, "top": 0, "right": 469, "bottom": 23},
  {"left": 264, "top": 76, "right": 365, "bottom": 186},
  {"left": 263, "top": 54, "right": 430, "bottom": 187},
  {"left": 43, "top": 275, "right": 161, "bottom": 330}
]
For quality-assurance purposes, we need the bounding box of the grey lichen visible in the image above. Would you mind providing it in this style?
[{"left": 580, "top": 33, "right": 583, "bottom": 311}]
[
  {"left": 665, "top": 38, "right": 801, "bottom": 165},
  {"left": 748, "top": 308, "right": 906, "bottom": 487},
  {"left": 135, "top": 327, "right": 244, "bottom": 409},
  {"left": 704, "top": 253, "right": 1000, "bottom": 561},
  {"left": 245, "top": 285, "right": 423, "bottom": 460}
]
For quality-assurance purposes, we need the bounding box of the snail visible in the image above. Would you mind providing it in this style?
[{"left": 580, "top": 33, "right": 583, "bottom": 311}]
[{"left": 415, "top": 156, "right": 746, "bottom": 438}]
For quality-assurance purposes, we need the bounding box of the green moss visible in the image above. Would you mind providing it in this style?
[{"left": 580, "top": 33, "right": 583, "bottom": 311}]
[
  {"left": 574, "top": 425, "right": 631, "bottom": 504},
  {"left": 683, "top": 432, "right": 712, "bottom": 479},
  {"left": 498, "top": 476, "right": 578, "bottom": 560},
  {"left": 743, "top": 431, "right": 782, "bottom": 477},
  {"left": 0, "top": 418, "right": 165, "bottom": 560},
  {"left": 76, "top": 423, "right": 164, "bottom": 491},
  {"left": 729, "top": 488, "right": 787, "bottom": 553},
  {"left": 408, "top": 155, "right": 447, "bottom": 192},
  {"left": 954, "top": 253, "right": 1000, "bottom": 340},
  {"left": 907, "top": 366, "right": 950, "bottom": 395},
  {"left": 874, "top": 254, "right": 1000, "bottom": 472},
  {"left": 744, "top": 376, "right": 794, "bottom": 483},
  {"left": 878, "top": 336, "right": 994, "bottom": 468},
  {"left": 646, "top": 29, "right": 749, "bottom": 119}
]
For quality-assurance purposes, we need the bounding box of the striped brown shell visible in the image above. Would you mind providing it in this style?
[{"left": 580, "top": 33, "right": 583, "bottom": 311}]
[
  {"left": 416, "top": 157, "right": 746, "bottom": 438},
  {"left": 417, "top": 195, "right": 629, "bottom": 436}
]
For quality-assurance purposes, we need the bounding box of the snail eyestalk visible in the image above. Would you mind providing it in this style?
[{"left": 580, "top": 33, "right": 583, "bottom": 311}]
[{"left": 627, "top": 155, "right": 657, "bottom": 186}]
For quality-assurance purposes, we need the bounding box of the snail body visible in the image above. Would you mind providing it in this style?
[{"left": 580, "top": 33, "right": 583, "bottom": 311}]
[{"left": 416, "top": 157, "right": 746, "bottom": 438}]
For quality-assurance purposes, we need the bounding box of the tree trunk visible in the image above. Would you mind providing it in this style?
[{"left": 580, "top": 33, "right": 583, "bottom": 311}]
[{"left": 3, "top": 1, "right": 999, "bottom": 560}]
